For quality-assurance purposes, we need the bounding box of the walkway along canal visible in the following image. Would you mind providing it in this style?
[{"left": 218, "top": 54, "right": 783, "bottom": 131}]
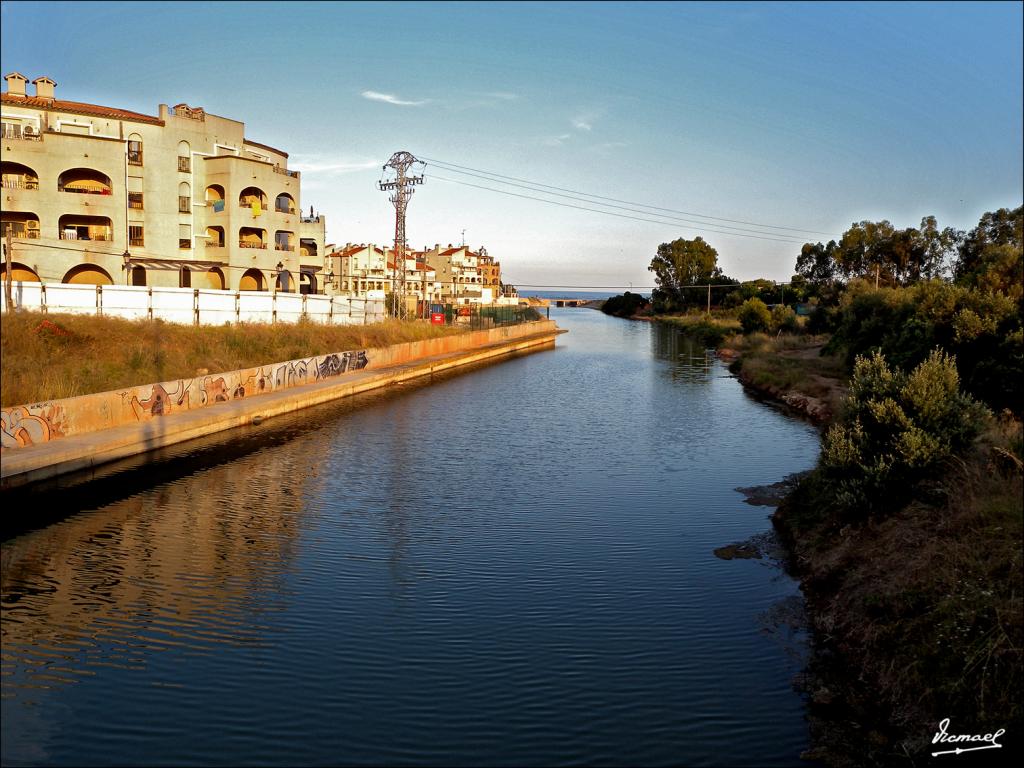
[{"left": 1, "top": 307, "right": 821, "bottom": 766}]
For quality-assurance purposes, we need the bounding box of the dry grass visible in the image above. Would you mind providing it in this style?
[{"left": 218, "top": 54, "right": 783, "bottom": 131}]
[
  {"left": 724, "top": 332, "right": 849, "bottom": 421},
  {"left": 1, "top": 312, "right": 465, "bottom": 406}
]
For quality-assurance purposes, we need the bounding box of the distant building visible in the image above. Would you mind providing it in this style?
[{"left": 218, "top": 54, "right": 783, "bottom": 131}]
[{"left": 1, "top": 72, "right": 327, "bottom": 293}]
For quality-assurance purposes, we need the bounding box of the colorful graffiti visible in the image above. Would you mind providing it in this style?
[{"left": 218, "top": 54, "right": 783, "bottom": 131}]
[
  {"left": 1, "top": 404, "right": 67, "bottom": 448},
  {"left": 1, "top": 349, "right": 370, "bottom": 450}
]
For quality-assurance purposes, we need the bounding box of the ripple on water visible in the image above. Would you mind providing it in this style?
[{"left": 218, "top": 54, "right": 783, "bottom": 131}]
[{"left": 2, "top": 309, "right": 819, "bottom": 767}]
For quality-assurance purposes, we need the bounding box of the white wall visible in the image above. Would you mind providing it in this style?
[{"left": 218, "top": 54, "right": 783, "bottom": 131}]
[{"left": 0, "top": 282, "right": 385, "bottom": 325}]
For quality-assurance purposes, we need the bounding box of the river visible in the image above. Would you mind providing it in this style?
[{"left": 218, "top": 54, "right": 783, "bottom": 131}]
[{"left": 1, "top": 308, "right": 821, "bottom": 766}]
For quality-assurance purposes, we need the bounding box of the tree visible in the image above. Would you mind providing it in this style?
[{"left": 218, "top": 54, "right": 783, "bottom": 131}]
[
  {"left": 648, "top": 237, "right": 724, "bottom": 312},
  {"left": 795, "top": 240, "right": 839, "bottom": 286},
  {"left": 954, "top": 206, "right": 1023, "bottom": 300},
  {"left": 738, "top": 298, "right": 771, "bottom": 333}
]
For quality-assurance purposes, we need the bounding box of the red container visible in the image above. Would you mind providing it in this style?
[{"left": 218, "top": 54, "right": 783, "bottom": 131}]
[{"left": 430, "top": 312, "right": 445, "bottom": 325}]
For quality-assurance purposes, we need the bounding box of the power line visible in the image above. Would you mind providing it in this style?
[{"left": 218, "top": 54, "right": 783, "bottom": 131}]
[
  {"left": 420, "top": 155, "right": 839, "bottom": 238},
  {"left": 422, "top": 163, "right": 816, "bottom": 241},
  {"left": 429, "top": 175, "right": 808, "bottom": 244}
]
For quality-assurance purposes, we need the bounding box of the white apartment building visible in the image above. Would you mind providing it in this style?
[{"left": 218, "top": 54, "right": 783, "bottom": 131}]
[{"left": 1, "top": 72, "right": 328, "bottom": 293}]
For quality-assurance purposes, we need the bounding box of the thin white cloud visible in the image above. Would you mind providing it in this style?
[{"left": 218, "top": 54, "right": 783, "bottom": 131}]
[
  {"left": 361, "top": 90, "right": 428, "bottom": 107},
  {"left": 572, "top": 117, "right": 593, "bottom": 131},
  {"left": 290, "top": 154, "right": 381, "bottom": 175},
  {"left": 486, "top": 91, "right": 519, "bottom": 101},
  {"left": 590, "top": 141, "right": 629, "bottom": 154},
  {"left": 543, "top": 133, "right": 573, "bottom": 147}
]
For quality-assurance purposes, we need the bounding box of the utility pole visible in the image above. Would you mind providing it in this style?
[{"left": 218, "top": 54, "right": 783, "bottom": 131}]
[
  {"left": 706, "top": 284, "right": 711, "bottom": 316},
  {"left": 378, "top": 151, "right": 425, "bottom": 319},
  {"left": 4, "top": 226, "right": 13, "bottom": 315},
  {"left": 461, "top": 229, "right": 466, "bottom": 247}
]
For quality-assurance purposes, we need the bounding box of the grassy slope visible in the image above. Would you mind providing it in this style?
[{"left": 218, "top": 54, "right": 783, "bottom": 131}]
[{"left": 1, "top": 312, "right": 464, "bottom": 407}]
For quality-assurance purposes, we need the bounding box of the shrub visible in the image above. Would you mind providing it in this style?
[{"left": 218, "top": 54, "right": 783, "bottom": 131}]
[
  {"left": 738, "top": 298, "right": 771, "bottom": 334},
  {"left": 602, "top": 292, "right": 650, "bottom": 318},
  {"left": 770, "top": 304, "right": 799, "bottom": 334},
  {"left": 820, "top": 349, "right": 988, "bottom": 518}
]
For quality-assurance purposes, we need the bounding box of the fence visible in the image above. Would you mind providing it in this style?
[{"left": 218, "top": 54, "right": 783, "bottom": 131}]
[
  {"left": 425, "top": 303, "right": 543, "bottom": 330},
  {"left": 0, "top": 282, "right": 385, "bottom": 326}
]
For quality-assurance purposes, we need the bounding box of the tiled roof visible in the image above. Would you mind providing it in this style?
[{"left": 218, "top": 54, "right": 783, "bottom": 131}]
[
  {"left": 244, "top": 138, "right": 288, "bottom": 158},
  {"left": 1, "top": 91, "right": 164, "bottom": 125},
  {"left": 440, "top": 247, "right": 463, "bottom": 256}
]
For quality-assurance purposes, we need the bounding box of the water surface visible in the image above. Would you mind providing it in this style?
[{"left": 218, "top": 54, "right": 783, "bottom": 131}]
[{"left": 2, "top": 308, "right": 820, "bottom": 766}]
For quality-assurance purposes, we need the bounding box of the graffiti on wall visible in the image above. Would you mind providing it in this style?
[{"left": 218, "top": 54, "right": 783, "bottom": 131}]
[
  {"left": 1, "top": 404, "right": 67, "bottom": 448},
  {"left": 1, "top": 349, "right": 370, "bottom": 450}
]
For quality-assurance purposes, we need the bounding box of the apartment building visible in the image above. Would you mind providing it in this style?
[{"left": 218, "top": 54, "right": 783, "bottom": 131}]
[
  {"left": 1, "top": 72, "right": 327, "bottom": 293},
  {"left": 328, "top": 243, "right": 442, "bottom": 304}
]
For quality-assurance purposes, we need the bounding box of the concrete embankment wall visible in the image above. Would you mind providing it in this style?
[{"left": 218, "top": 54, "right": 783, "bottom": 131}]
[{"left": 1, "top": 320, "right": 561, "bottom": 489}]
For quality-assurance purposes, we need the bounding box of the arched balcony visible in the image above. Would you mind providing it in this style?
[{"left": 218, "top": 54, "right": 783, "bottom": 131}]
[
  {"left": 275, "top": 193, "right": 296, "bottom": 214},
  {"left": 274, "top": 230, "right": 295, "bottom": 252},
  {"left": 206, "top": 184, "right": 226, "bottom": 214},
  {"left": 0, "top": 262, "right": 41, "bottom": 282},
  {"left": 206, "top": 226, "right": 225, "bottom": 248},
  {"left": 63, "top": 264, "right": 113, "bottom": 285},
  {"left": 300, "top": 238, "right": 318, "bottom": 258},
  {"left": 59, "top": 214, "right": 112, "bottom": 242},
  {"left": 127, "top": 133, "right": 143, "bottom": 166},
  {"left": 1, "top": 212, "right": 40, "bottom": 239},
  {"left": 1, "top": 161, "right": 39, "bottom": 190},
  {"left": 239, "top": 227, "right": 266, "bottom": 249},
  {"left": 239, "top": 187, "right": 267, "bottom": 211},
  {"left": 58, "top": 168, "right": 112, "bottom": 195},
  {"left": 239, "top": 268, "right": 266, "bottom": 291}
]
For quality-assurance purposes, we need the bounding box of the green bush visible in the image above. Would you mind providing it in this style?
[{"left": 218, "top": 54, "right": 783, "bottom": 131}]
[
  {"left": 820, "top": 349, "right": 988, "bottom": 518},
  {"left": 770, "top": 304, "right": 799, "bottom": 334},
  {"left": 738, "top": 298, "right": 771, "bottom": 334}
]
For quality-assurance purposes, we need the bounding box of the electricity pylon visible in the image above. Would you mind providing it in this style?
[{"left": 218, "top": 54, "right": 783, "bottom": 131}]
[{"left": 378, "top": 152, "right": 425, "bottom": 319}]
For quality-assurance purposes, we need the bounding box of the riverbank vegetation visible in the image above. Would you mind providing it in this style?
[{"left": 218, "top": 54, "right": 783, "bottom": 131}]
[
  {"left": 619, "top": 205, "right": 1022, "bottom": 763},
  {"left": 0, "top": 313, "right": 464, "bottom": 407}
]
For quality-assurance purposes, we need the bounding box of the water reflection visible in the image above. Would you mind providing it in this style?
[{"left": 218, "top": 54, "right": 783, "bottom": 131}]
[{"left": 2, "top": 309, "right": 821, "bottom": 767}]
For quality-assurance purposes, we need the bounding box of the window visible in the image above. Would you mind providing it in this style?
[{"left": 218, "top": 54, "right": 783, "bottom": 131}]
[
  {"left": 128, "top": 140, "right": 143, "bottom": 166},
  {"left": 178, "top": 156, "right": 191, "bottom": 172},
  {"left": 128, "top": 192, "right": 144, "bottom": 210},
  {"left": 179, "top": 224, "right": 191, "bottom": 250},
  {"left": 179, "top": 268, "right": 191, "bottom": 288},
  {"left": 129, "top": 225, "right": 144, "bottom": 247},
  {"left": 178, "top": 196, "right": 191, "bottom": 213}
]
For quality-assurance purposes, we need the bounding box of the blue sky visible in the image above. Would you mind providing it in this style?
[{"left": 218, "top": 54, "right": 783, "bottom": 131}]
[{"left": 2, "top": 1, "right": 1021, "bottom": 287}]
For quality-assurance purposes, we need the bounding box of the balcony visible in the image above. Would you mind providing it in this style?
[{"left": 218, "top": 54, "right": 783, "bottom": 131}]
[
  {"left": 1, "top": 178, "right": 39, "bottom": 190},
  {"left": 275, "top": 205, "right": 296, "bottom": 215},
  {"left": 130, "top": 237, "right": 145, "bottom": 247},
  {"left": 62, "top": 232, "right": 111, "bottom": 241},
  {"left": 1, "top": 123, "right": 41, "bottom": 141},
  {"left": 275, "top": 244, "right": 295, "bottom": 252},
  {"left": 239, "top": 241, "right": 267, "bottom": 249},
  {"left": 273, "top": 166, "right": 299, "bottom": 178},
  {"left": 59, "top": 185, "right": 113, "bottom": 196}
]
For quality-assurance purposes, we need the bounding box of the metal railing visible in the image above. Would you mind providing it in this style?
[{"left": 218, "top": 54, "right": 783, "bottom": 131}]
[
  {"left": 419, "top": 302, "right": 542, "bottom": 329},
  {"left": 59, "top": 185, "right": 113, "bottom": 195},
  {"left": 239, "top": 241, "right": 267, "bottom": 249},
  {"left": 178, "top": 197, "right": 191, "bottom": 213},
  {"left": 177, "top": 156, "right": 191, "bottom": 172},
  {"left": 275, "top": 244, "right": 295, "bottom": 251},
  {"left": 240, "top": 200, "right": 267, "bottom": 209},
  {"left": 273, "top": 166, "right": 299, "bottom": 178},
  {"left": 1, "top": 178, "right": 39, "bottom": 189},
  {"left": 61, "top": 232, "right": 112, "bottom": 241},
  {"left": 2, "top": 228, "right": 40, "bottom": 239},
  {"left": 275, "top": 206, "right": 296, "bottom": 214},
  {"left": 1, "top": 124, "right": 41, "bottom": 140}
]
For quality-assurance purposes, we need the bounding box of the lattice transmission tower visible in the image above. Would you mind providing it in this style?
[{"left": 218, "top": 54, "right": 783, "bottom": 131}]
[{"left": 378, "top": 151, "right": 425, "bottom": 319}]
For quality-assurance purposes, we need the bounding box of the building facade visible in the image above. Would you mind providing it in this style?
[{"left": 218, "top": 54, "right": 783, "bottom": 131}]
[{"left": 1, "top": 72, "right": 327, "bottom": 293}]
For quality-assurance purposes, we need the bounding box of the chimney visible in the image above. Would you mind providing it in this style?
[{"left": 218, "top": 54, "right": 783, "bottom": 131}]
[
  {"left": 159, "top": 104, "right": 169, "bottom": 120},
  {"left": 4, "top": 72, "right": 28, "bottom": 97},
  {"left": 32, "top": 76, "right": 56, "bottom": 100}
]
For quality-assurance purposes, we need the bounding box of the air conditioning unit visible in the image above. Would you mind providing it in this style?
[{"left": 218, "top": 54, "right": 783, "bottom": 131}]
[
  {"left": 23, "top": 125, "right": 36, "bottom": 136},
  {"left": 26, "top": 221, "right": 39, "bottom": 230}
]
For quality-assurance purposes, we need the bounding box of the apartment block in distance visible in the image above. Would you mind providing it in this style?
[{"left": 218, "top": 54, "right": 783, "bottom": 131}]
[{"left": 1, "top": 72, "right": 328, "bottom": 293}]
